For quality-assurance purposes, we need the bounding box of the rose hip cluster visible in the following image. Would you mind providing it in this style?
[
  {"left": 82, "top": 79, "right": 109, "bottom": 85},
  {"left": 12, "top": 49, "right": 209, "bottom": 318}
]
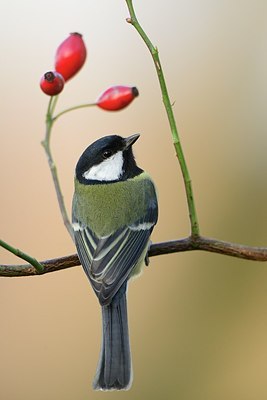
[
  {"left": 40, "top": 33, "right": 138, "bottom": 111},
  {"left": 40, "top": 33, "right": 86, "bottom": 95}
]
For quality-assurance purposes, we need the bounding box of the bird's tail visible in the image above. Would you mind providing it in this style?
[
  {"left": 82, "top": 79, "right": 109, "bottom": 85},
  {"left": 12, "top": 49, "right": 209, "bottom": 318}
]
[{"left": 93, "top": 284, "right": 132, "bottom": 391}]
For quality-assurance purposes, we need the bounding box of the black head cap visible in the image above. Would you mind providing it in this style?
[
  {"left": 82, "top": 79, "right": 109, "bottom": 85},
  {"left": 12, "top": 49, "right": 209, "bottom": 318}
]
[{"left": 76, "top": 134, "right": 143, "bottom": 184}]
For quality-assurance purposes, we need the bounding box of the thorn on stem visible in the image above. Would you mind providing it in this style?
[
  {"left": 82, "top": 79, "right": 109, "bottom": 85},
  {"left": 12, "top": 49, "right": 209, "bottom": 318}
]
[{"left": 155, "top": 60, "right": 161, "bottom": 71}]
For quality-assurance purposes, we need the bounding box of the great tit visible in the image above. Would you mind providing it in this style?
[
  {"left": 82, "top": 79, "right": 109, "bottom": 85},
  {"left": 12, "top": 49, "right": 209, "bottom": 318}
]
[{"left": 72, "top": 134, "right": 158, "bottom": 391}]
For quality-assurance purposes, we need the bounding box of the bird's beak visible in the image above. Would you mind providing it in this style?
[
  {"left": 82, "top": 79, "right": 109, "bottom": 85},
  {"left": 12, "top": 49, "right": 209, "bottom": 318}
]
[{"left": 124, "top": 134, "right": 140, "bottom": 149}]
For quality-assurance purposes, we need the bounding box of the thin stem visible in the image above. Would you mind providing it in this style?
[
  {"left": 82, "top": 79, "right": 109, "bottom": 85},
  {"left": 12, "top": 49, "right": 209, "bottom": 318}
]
[
  {"left": 50, "top": 95, "right": 59, "bottom": 116},
  {"left": 47, "top": 96, "right": 54, "bottom": 116},
  {"left": 0, "top": 239, "right": 44, "bottom": 273},
  {"left": 53, "top": 102, "right": 95, "bottom": 122},
  {"left": 125, "top": 0, "right": 199, "bottom": 236},
  {"left": 41, "top": 97, "right": 74, "bottom": 240}
]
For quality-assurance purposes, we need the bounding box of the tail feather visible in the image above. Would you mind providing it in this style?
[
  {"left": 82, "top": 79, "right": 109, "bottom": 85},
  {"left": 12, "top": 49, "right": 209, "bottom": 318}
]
[{"left": 93, "top": 284, "right": 132, "bottom": 390}]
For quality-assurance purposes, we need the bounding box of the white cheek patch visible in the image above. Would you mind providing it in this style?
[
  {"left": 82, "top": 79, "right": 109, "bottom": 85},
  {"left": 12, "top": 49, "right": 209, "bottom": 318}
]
[{"left": 83, "top": 151, "right": 124, "bottom": 182}]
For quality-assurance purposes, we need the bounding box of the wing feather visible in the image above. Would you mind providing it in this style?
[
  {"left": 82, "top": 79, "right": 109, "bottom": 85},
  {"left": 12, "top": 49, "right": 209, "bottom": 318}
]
[{"left": 73, "top": 177, "right": 158, "bottom": 306}]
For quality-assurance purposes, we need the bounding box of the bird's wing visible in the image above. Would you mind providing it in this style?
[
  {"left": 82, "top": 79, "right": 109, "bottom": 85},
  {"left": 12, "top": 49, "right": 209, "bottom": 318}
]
[{"left": 73, "top": 185, "right": 158, "bottom": 306}]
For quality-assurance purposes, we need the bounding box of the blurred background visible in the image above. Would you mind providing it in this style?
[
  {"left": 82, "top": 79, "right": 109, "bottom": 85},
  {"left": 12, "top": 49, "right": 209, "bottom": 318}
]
[{"left": 1, "top": 0, "right": 267, "bottom": 399}]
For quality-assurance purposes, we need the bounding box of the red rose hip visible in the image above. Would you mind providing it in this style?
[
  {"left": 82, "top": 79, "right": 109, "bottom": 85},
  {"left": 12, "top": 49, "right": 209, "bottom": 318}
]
[
  {"left": 40, "top": 71, "right": 65, "bottom": 96},
  {"left": 96, "top": 86, "right": 139, "bottom": 111},
  {"left": 55, "top": 32, "right": 87, "bottom": 81}
]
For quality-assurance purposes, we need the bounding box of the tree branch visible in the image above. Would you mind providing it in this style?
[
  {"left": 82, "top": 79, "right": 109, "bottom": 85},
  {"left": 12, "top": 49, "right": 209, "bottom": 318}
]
[{"left": 1, "top": 236, "right": 266, "bottom": 277}]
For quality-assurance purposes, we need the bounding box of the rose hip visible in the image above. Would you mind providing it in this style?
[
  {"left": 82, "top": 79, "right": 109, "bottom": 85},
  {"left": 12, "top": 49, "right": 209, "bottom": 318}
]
[
  {"left": 40, "top": 71, "right": 65, "bottom": 96},
  {"left": 55, "top": 32, "right": 87, "bottom": 81},
  {"left": 96, "top": 86, "right": 139, "bottom": 111}
]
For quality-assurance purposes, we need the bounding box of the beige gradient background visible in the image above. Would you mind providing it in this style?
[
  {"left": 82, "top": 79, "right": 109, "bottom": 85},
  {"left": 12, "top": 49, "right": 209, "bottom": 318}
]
[{"left": 1, "top": 1, "right": 267, "bottom": 399}]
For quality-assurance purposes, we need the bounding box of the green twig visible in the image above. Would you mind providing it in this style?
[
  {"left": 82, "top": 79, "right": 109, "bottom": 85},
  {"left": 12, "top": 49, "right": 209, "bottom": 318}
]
[
  {"left": 0, "top": 239, "right": 44, "bottom": 273},
  {"left": 125, "top": 0, "right": 200, "bottom": 236},
  {"left": 41, "top": 96, "right": 74, "bottom": 240},
  {"left": 53, "top": 102, "right": 95, "bottom": 121}
]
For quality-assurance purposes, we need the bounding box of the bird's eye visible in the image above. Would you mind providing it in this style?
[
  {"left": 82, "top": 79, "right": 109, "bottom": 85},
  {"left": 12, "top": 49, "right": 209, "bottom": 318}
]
[{"left": 102, "top": 150, "right": 112, "bottom": 159}]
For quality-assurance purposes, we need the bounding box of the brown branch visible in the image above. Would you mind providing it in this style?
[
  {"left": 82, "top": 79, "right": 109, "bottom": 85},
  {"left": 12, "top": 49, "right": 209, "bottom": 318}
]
[{"left": 1, "top": 236, "right": 267, "bottom": 277}]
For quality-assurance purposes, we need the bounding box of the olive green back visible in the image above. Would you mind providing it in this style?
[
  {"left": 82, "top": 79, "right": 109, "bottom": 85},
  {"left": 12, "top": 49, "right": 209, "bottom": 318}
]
[{"left": 73, "top": 172, "right": 156, "bottom": 237}]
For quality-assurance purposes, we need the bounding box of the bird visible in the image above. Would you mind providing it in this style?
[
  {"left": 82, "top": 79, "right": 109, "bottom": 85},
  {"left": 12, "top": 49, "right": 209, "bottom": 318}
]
[{"left": 72, "top": 133, "right": 158, "bottom": 390}]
